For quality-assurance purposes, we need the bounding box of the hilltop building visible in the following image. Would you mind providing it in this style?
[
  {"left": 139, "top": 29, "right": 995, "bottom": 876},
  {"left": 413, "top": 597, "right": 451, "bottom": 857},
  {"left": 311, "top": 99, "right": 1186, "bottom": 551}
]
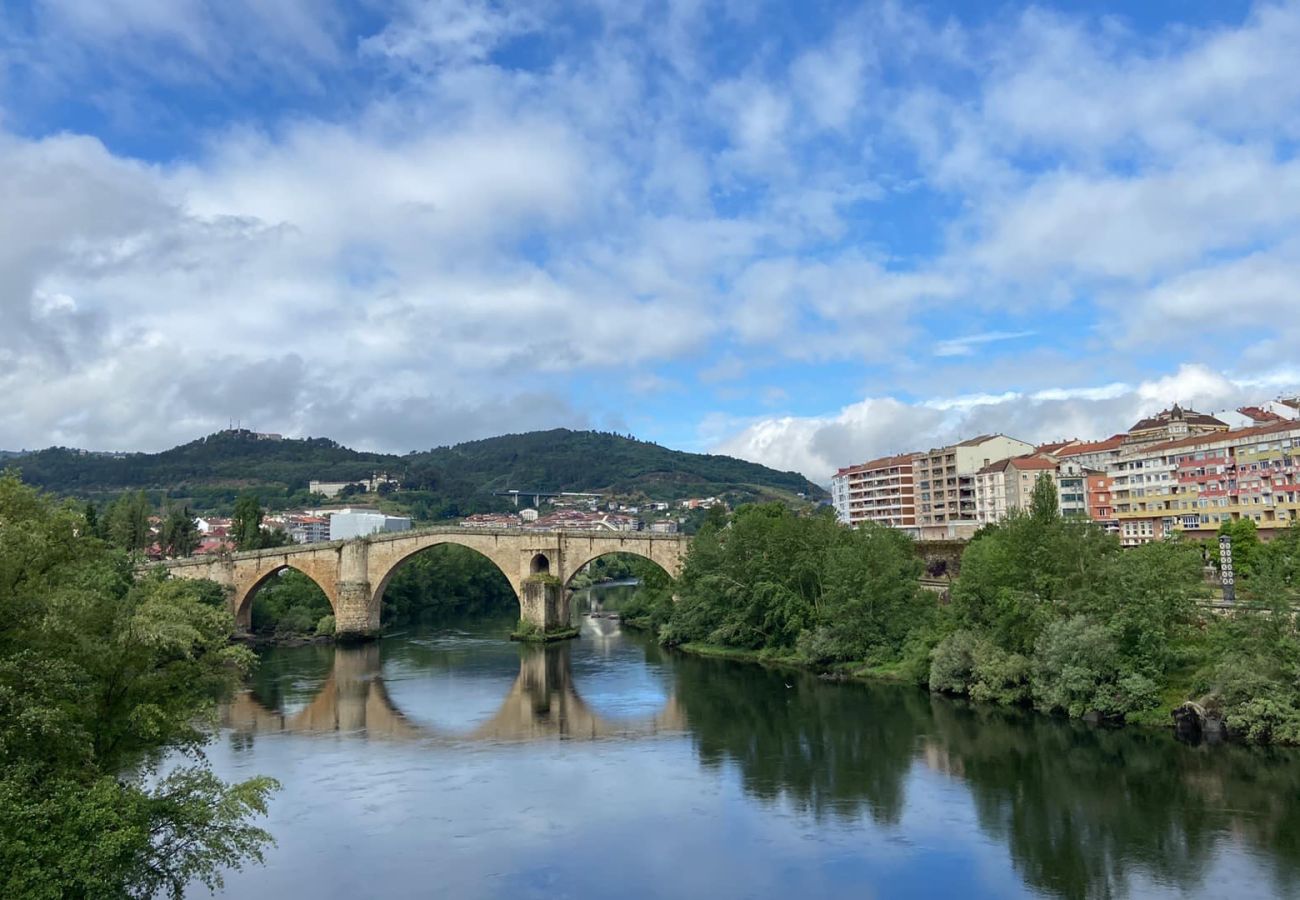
[
  {"left": 1123, "top": 404, "right": 1228, "bottom": 446},
  {"left": 309, "top": 472, "right": 399, "bottom": 499}
]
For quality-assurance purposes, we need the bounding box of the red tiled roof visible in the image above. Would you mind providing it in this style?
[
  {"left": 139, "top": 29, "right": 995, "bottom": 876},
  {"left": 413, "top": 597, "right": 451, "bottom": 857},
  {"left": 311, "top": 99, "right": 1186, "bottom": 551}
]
[
  {"left": 1129, "top": 404, "right": 1227, "bottom": 432},
  {"left": 978, "top": 454, "right": 1058, "bottom": 475},
  {"left": 837, "top": 452, "right": 918, "bottom": 475},
  {"left": 861, "top": 452, "right": 919, "bottom": 470},
  {"left": 1237, "top": 406, "right": 1286, "bottom": 423},
  {"left": 1056, "top": 437, "right": 1123, "bottom": 457},
  {"left": 1136, "top": 419, "right": 1300, "bottom": 455},
  {"left": 1036, "top": 440, "right": 1077, "bottom": 454}
]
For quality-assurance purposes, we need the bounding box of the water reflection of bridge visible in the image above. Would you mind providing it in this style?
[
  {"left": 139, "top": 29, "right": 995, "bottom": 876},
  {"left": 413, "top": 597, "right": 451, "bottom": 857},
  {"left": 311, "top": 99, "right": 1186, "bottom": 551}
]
[{"left": 224, "top": 633, "right": 686, "bottom": 743}]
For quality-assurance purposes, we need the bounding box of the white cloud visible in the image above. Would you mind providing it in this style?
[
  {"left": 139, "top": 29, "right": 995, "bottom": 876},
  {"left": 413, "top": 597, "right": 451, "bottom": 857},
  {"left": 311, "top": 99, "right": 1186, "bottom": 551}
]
[
  {"left": 4, "top": 0, "right": 1300, "bottom": 464},
  {"left": 716, "top": 364, "right": 1300, "bottom": 482},
  {"left": 933, "top": 331, "right": 1034, "bottom": 358},
  {"left": 359, "top": 0, "right": 540, "bottom": 68}
]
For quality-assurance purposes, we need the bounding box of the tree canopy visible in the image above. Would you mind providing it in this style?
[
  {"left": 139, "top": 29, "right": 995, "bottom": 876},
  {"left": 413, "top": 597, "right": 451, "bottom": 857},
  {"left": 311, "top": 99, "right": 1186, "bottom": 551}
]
[{"left": 0, "top": 471, "right": 277, "bottom": 897}]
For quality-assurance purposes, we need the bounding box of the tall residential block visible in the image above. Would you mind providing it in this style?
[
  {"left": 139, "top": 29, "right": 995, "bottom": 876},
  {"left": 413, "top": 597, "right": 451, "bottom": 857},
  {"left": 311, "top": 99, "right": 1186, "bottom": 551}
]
[
  {"left": 916, "top": 434, "right": 1035, "bottom": 539},
  {"left": 831, "top": 453, "right": 918, "bottom": 530}
]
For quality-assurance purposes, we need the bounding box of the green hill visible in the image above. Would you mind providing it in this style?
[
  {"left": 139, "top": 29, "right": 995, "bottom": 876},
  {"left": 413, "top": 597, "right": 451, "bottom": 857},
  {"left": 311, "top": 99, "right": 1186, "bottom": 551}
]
[{"left": 9, "top": 428, "right": 824, "bottom": 518}]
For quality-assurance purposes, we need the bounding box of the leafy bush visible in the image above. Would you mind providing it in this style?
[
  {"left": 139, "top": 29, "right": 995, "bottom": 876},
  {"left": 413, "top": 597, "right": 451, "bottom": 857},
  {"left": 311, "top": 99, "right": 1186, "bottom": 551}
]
[
  {"left": 929, "top": 629, "right": 1029, "bottom": 705},
  {"left": 929, "top": 630, "right": 980, "bottom": 695},
  {"left": 1031, "top": 616, "right": 1158, "bottom": 719},
  {"left": 968, "top": 644, "right": 1031, "bottom": 706},
  {"left": 315, "top": 615, "right": 336, "bottom": 637}
]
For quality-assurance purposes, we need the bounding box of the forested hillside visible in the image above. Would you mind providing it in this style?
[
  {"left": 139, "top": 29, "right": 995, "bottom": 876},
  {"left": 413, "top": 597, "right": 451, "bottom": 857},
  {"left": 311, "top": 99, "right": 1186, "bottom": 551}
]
[{"left": 9, "top": 428, "right": 824, "bottom": 516}]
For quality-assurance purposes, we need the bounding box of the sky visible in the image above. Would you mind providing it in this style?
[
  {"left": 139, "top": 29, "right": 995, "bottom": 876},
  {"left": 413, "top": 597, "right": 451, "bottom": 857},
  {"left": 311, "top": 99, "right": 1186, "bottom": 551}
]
[{"left": 2, "top": 0, "right": 1299, "bottom": 482}]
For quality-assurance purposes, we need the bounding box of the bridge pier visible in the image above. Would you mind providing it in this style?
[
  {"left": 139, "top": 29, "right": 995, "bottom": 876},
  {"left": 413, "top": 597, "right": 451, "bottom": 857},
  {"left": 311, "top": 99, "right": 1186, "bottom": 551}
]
[
  {"left": 334, "top": 580, "right": 379, "bottom": 641},
  {"left": 518, "top": 577, "right": 572, "bottom": 637}
]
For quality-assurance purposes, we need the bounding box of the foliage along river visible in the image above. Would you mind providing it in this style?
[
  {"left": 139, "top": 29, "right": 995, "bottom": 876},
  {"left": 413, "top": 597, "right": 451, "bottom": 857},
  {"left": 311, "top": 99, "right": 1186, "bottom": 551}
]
[{"left": 199, "top": 583, "right": 1300, "bottom": 899}]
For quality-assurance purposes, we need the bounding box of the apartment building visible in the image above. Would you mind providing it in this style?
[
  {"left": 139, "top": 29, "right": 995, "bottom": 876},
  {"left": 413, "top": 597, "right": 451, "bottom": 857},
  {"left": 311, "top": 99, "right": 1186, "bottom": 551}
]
[
  {"left": 1056, "top": 437, "right": 1124, "bottom": 472},
  {"left": 974, "top": 455, "right": 1058, "bottom": 523},
  {"left": 830, "top": 453, "right": 918, "bottom": 530},
  {"left": 1056, "top": 459, "right": 1092, "bottom": 518},
  {"left": 1111, "top": 419, "right": 1300, "bottom": 545},
  {"left": 1086, "top": 472, "right": 1118, "bottom": 532},
  {"left": 916, "top": 434, "right": 1035, "bottom": 539}
]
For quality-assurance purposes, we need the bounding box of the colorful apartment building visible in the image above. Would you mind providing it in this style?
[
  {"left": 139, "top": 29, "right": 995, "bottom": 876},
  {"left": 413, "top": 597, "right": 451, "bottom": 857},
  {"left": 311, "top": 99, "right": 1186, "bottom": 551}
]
[
  {"left": 1086, "top": 472, "right": 1118, "bottom": 532},
  {"left": 830, "top": 453, "right": 918, "bottom": 530},
  {"left": 1111, "top": 419, "right": 1300, "bottom": 545},
  {"left": 830, "top": 398, "right": 1300, "bottom": 544}
]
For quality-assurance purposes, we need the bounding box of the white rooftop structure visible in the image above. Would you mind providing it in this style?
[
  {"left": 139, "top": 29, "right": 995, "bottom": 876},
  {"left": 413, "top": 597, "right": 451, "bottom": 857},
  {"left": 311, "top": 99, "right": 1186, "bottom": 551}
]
[{"left": 329, "top": 509, "right": 411, "bottom": 541}]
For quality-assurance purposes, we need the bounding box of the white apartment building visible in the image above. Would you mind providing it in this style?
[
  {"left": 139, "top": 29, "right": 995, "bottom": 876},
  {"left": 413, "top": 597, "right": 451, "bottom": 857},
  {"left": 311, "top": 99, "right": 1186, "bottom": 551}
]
[
  {"left": 830, "top": 453, "right": 918, "bottom": 530},
  {"left": 974, "top": 455, "right": 1059, "bottom": 523}
]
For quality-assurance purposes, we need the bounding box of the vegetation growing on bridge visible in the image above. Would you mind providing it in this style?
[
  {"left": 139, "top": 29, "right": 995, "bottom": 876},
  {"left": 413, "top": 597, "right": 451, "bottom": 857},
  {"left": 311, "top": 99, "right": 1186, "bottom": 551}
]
[
  {"left": 641, "top": 481, "right": 1300, "bottom": 744},
  {"left": 0, "top": 472, "right": 276, "bottom": 897}
]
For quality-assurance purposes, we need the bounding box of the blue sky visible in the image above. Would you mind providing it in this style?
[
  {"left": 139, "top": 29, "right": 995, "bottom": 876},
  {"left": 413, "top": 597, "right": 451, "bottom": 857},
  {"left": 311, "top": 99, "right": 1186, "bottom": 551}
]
[{"left": 2, "top": 0, "right": 1299, "bottom": 480}]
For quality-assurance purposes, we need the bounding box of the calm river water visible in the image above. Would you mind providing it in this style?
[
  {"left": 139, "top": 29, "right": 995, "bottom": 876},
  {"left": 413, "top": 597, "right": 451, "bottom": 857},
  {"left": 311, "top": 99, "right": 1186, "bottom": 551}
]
[{"left": 200, "top": 584, "right": 1300, "bottom": 899}]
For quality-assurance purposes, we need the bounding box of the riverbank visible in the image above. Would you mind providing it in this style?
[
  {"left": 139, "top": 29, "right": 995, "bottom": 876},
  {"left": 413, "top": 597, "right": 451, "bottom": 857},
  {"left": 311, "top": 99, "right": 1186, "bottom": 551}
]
[
  {"left": 667, "top": 640, "right": 1205, "bottom": 741},
  {"left": 235, "top": 631, "right": 334, "bottom": 649}
]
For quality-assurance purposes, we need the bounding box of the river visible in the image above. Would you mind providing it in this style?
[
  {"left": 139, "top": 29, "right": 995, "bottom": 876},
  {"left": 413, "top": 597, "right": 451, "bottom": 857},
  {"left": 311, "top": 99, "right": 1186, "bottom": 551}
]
[{"left": 199, "top": 583, "right": 1300, "bottom": 899}]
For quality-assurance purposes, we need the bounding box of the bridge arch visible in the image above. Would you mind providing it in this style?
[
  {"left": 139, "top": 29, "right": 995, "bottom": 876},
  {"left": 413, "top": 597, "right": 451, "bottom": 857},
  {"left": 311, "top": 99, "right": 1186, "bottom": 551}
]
[
  {"left": 369, "top": 538, "right": 521, "bottom": 626},
  {"left": 562, "top": 546, "right": 675, "bottom": 591},
  {"left": 234, "top": 563, "right": 337, "bottom": 632}
]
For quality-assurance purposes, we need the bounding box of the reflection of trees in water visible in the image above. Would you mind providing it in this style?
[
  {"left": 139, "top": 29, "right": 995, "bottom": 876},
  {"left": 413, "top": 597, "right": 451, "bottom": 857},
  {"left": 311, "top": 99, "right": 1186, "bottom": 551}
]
[
  {"left": 922, "top": 699, "right": 1300, "bottom": 899},
  {"left": 670, "top": 655, "right": 924, "bottom": 826},
  {"left": 247, "top": 641, "right": 336, "bottom": 712},
  {"left": 669, "top": 655, "right": 1300, "bottom": 900},
  {"left": 238, "top": 636, "right": 1300, "bottom": 899}
]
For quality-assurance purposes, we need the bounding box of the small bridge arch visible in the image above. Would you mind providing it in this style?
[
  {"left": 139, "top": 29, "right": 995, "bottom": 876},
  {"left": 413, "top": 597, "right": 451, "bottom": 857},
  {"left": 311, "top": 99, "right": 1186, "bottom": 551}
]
[
  {"left": 234, "top": 563, "right": 338, "bottom": 631},
  {"left": 561, "top": 546, "right": 674, "bottom": 591}
]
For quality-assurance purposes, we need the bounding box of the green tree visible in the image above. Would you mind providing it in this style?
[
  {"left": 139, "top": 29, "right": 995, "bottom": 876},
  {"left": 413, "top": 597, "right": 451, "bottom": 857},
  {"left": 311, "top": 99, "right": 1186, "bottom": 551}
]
[
  {"left": 104, "top": 490, "right": 154, "bottom": 553},
  {"left": 159, "top": 503, "right": 200, "bottom": 558},
  {"left": 230, "top": 493, "right": 291, "bottom": 551},
  {"left": 83, "top": 500, "right": 100, "bottom": 538},
  {"left": 1030, "top": 471, "right": 1060, "bottom": 524},
  {"left": 1219, "top": 517, "right": 1262, "bottom": 579},
  {"left": 231, "top": 493, "right": 265, "bottom": 550},
  {"left": 0, "top": 471, "right": 277, "bottom": 897}
]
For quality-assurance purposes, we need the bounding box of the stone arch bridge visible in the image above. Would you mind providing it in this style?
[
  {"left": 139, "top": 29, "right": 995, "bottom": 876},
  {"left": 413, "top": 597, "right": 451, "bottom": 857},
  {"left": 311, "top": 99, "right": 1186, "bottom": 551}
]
[{"left": 160, "top": 526, "right": 690, "bottom": 640}]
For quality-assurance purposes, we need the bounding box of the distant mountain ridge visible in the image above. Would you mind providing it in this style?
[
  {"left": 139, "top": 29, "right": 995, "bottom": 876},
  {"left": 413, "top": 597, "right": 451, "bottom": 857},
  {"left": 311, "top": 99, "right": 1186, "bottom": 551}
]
[{"left": 9, "top": 428, "right": 825, "bottom": 515}]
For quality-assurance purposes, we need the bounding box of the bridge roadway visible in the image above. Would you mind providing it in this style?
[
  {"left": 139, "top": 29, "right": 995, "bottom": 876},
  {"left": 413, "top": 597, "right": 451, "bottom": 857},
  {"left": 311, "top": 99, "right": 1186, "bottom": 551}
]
[{"left": 161, "top": 525, "right": 691, "bottom": 640}]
